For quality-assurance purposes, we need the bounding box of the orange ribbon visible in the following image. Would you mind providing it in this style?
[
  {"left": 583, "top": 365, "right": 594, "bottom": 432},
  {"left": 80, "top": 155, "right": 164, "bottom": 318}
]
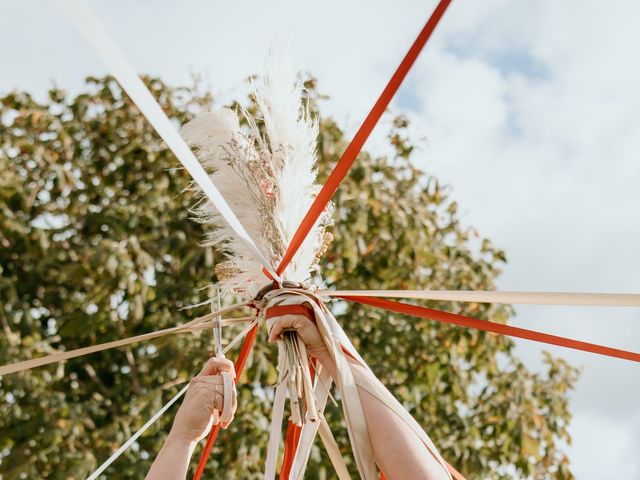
[
  {"left": 276, "top": 0, "right": 453, "bottom": 277},
  {"left": 339, "top": 295, "right": 640, "bottom": 363}
]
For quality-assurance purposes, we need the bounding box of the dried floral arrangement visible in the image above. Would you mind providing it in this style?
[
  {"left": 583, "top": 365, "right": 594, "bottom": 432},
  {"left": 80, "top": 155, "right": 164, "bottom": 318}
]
[{"left": 181, "top": 55, "right": 333, "bottom": 294}]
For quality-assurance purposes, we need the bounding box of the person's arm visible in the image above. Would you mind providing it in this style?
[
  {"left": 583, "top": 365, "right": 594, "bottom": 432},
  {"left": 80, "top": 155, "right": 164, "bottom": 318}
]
[
  {"left": 146, "top": 357, "right": 237, "bottom": 480},
  {"left": 268, "top": 313, "right": 450, "bottom": 480}
]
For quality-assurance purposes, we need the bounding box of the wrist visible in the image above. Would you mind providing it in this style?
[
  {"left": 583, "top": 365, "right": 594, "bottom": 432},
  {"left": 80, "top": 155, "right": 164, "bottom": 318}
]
[
  {"left": 146, "top": 432, "right": 194, "bottom": 480},
  {"left": 167, "top": 428, "right": 197, "bottom": 450}
]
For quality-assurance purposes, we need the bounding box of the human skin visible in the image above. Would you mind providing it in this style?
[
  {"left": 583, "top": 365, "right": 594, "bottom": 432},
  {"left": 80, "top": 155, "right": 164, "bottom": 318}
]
[
  {"left": 146, "top": 357, "right": 237, "bottom": 480},
  {"left": 268, "top": 313, "right": 451, "bottom": 480},
  {"left": 146, "top": 315, "right": 450, "bottom": 480}
]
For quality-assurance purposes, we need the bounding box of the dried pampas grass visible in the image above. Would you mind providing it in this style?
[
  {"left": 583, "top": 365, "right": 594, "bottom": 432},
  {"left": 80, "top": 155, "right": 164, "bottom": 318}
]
[{"left": 181, "top": 50, "right": 333, "bottom": 295}]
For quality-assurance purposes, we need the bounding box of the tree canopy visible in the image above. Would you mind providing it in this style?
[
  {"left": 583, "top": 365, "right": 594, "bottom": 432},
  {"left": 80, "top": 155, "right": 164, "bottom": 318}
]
[{"left": 0, "top": 76, "right": 578, "bottom": 479}]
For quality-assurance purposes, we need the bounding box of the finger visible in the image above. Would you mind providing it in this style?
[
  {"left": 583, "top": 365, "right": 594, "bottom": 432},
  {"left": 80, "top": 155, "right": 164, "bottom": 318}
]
[
  {"left": 267, "top": 315, "right": 305, "bottom": 342},
  {"left": 217, "top": 358, "right": 236, "bottom": 379},
  {"left": 191, "top": 376, "right": 224, "bottom": 386},
  {"left": 198, "top": 357, "right": 223, "bottom": 376},
  {"left": 215, "top": 386, "right": 224, "bottom": 411},
  {"left": 188, "top": 381, "right": 222, "bottom": 412},
  {"left": 221, "top": 406, "right": 233, "bottom": 429},
  {"left": 198, "top": 357, "right": 236, "bottom": 378},
  {"left": 212, "top": 409, "right": 220, "bottom": 426}
]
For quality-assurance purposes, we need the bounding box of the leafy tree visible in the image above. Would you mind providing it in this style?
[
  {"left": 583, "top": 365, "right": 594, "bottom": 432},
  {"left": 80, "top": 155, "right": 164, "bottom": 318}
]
[{"left": 0, "top": 76, "right": 578, "bottom": 479}]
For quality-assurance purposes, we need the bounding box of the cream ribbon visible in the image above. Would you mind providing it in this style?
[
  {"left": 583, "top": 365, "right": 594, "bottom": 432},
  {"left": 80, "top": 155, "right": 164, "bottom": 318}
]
[
  {"left": 290, "top": 366, "right": 336, "bottom": 480},
  {"left": 264, "top": 380, "right": 288, "bottom": 480},
  {"left": 320, "top": 290, "right": 640, "bottom": 306},
  {"left": 219, "top": 369, "right": 235, "bottom": 426}
]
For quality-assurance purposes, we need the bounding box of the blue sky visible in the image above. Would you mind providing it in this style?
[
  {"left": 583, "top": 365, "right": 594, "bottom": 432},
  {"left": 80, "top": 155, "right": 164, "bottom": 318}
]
[{"left": 1, "top": 1, "right": 639, "bottom": 478}]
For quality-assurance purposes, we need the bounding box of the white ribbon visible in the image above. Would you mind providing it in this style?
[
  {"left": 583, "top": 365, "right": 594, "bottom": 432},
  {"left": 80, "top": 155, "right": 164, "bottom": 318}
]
[
  {"left": 289, "top": 366, "right": 332, "bottom": 480},
  {"left": 264, "top": 379, "right": 288, "bottom": 480},
  {"left": 57, "top": 0, "right": 280, "bottom": 282}
]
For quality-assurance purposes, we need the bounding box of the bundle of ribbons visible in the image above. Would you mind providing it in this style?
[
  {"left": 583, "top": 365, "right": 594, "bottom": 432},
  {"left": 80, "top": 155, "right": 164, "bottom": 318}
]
[{"left": 1, "top": 1, "right": 638, "bottom": 479}]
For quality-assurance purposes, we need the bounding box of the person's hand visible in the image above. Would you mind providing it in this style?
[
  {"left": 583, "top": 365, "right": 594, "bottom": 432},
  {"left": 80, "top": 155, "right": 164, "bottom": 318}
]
[
  {"left": 169, "top": 357, "right": 237, "bottom": 444},
  {"left": 267, "top": 307, "right": 333, "bottom": 366}
]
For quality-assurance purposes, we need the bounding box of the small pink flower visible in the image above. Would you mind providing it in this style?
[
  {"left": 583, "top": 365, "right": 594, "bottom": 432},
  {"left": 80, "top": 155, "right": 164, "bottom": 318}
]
[{"left": 260, "top": 179, "right": 276, "bottom": 199}]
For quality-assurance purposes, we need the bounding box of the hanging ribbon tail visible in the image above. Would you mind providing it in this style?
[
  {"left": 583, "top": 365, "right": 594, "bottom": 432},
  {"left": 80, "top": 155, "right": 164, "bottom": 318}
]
[
  {"left": 280, "top": 422, "right": 302, "bottom": 479},
  {"left": 289, "top": 365, "right": 333, "bottom": 480},
  {"left": 276, "top": 0, "right": 453, "bottom": 276},
  {"left": 262, "top": 289, "right": 457, "bottom": 480},
  {"left": 317, "top": 418, "right": 352, "bottom": 480},
  {"left": 339, "top": 296, "right": 640, "bottom": 363},
  {"left": 444, "top": 461, "right": 467, "bottom": 480},
  {"left": 279, "top": 424, "right": 301, "bottom": 479},
  {"left": 265, "top": 380, "right": 288, "bottom": 480}
]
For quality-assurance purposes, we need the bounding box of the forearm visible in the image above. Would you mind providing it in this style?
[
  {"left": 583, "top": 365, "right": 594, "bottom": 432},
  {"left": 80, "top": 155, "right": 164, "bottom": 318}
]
[
  {"left": 317, "top": 353, "right": 449, "bottom": 480},
  {"left": 146, "top": 432, "right": 195, "bottom": 480}
]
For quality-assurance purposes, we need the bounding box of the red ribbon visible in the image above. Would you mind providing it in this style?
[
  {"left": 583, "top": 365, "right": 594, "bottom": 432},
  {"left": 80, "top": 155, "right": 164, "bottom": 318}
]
[
  {"left": 339, "top": 295, "right": 640, "bottom": 363},
  {"left": 265, "top": 304, "right": 315, "bottom": 322},
  {"left": 279, "top": 421, "right": 303, "bottom": 479},
  {"left": 276, "top": 0, "right": 453, "bottom": 277}
]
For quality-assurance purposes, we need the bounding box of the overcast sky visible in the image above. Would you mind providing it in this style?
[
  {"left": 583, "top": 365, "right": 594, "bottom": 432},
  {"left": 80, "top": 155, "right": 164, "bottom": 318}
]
[{"left": 1, "top": 1, "right": 639, "bottom": 478}]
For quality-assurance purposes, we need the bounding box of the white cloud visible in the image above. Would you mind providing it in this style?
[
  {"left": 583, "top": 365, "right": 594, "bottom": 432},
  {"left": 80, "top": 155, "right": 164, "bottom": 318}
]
[{"left": 1, "top": 1, "right": 638, "bottom": 478}]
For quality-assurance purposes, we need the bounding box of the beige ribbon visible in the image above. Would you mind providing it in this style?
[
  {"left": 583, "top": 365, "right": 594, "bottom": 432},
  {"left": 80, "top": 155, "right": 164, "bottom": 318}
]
[
  {"left": 0, "top": 302, "right": 252, "bottom": 376},
  {"left": 264, "top": 379, "right": 288, "bottom": 480},
  {"left": 320, "top": 290, "right": 640, "bottom": 306},
  {"left": 219, "top": 370, "right": 235, "bottom": 425}
]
